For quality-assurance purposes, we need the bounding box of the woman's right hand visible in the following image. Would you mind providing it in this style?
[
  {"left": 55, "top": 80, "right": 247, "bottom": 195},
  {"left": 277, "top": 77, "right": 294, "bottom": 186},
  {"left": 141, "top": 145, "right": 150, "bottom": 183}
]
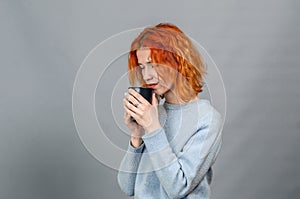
[{"left": 123, "top": 100, "right": 144, "bottom": 148}]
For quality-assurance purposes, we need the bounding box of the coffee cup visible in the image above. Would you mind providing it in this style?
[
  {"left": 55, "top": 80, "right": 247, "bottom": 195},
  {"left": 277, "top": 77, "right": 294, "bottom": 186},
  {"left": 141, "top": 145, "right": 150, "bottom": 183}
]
[{"left": 128, "top": 87, "right": 153, "bottom": 122}]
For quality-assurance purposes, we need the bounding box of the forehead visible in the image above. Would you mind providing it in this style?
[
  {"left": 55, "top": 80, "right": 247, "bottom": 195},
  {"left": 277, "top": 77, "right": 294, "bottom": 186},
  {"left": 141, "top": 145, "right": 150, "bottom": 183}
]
[{"left": 136, "top": 49, "right": 151, "bottom": 63}]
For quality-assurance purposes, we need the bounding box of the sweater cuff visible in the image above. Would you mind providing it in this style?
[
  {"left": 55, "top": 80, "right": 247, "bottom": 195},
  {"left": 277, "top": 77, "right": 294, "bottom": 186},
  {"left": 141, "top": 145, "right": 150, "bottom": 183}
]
[{"left": 142, "top": 128, "right": 169, "bottom": 153}]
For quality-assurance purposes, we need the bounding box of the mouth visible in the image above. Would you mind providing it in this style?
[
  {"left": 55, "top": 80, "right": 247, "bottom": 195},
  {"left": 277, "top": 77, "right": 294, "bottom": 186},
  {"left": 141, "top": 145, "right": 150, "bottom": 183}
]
[{"left": 146, "top": 83, "right": 158, "bottom": 89}]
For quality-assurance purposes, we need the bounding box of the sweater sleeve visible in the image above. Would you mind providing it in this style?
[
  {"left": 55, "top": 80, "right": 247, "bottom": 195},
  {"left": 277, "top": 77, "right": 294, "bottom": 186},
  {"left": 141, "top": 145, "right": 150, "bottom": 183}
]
[
  {"left": 117, "top": 141, "right": 145, "bottom": 196},
  {"left": 142, "top": 111, "right": 223, "bottom": 199}
]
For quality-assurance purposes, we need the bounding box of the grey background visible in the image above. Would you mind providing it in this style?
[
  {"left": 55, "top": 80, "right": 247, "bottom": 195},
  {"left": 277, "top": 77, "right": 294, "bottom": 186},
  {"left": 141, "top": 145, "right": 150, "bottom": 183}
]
[{"left": 1, "top": 0, "right": 299, "bottom": 198}]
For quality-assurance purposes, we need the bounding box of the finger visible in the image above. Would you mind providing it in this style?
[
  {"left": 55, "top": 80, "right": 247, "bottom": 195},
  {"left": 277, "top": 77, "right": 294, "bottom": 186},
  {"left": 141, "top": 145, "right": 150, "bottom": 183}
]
[
  {"left": 124, "top": 105, "right": 141, "bottom": 124},
  {"left": 152, "top": 92, "right": 158, "bottom": 106},
  {"left": 123, "top": 100, "right": 132, "bottom": 117},
  {"left": 124, "top": 111, "right": 136, "bottom": 126},
  {"left": 123, "top": 111, "right": 130, "bottom": 123},
  {"left": 124, "top": 111, "right": 130, "bottom": 120},
  {"left": 127, "top": 109, "right": 140, "bottom": 122},
  {"left": 123, "top": 99, "right": 129, "bottom": 110},
  {"left": 128, "top": 89, "right": 149, "bottom": 105},
  {"left": 125, "top": 92, "right": 140, "bottom": 107},
  {"left": 124, "top": 105, "right": 132, "bottom": 117},
  {"left": 123, "top": 98, "right": 143, "bottom": 116}
]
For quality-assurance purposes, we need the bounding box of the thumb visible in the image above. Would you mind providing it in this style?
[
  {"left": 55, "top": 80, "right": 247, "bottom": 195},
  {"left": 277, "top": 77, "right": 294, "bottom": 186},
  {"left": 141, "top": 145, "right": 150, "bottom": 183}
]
[{"left": 152, "top": 92, "right": 158, "bottom": 106}]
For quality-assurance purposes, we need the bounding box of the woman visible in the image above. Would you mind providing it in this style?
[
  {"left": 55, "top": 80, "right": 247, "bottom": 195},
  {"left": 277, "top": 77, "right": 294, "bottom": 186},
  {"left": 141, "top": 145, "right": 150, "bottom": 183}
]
[{"left": 118, "top": 23, "right": 223, "bottom": 199}]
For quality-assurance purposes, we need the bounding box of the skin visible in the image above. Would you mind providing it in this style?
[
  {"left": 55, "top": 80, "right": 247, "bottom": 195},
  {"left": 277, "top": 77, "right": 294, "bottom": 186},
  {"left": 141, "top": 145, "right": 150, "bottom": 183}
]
[{"left": 123, "top": 49, "right": 199, "bottom": 148}]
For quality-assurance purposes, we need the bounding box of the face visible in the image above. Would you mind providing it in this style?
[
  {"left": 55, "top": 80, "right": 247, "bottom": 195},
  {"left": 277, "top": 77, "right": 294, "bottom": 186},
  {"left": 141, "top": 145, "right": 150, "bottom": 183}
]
[{"left": 136, "top": 49, "right": 175, "bottom": 97}]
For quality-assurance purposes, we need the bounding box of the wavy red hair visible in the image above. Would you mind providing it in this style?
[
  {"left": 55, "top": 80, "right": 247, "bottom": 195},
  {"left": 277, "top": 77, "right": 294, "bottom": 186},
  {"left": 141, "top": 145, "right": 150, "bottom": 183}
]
[{"left": 128, "top": 23, "right": 207, "bottom": 102}]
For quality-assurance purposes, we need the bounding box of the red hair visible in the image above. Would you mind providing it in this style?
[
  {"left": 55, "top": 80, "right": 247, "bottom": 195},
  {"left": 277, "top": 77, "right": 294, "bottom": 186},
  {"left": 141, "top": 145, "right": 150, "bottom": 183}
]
[{"left": 128, "top": 23, "right": 207, "bottom": 102}]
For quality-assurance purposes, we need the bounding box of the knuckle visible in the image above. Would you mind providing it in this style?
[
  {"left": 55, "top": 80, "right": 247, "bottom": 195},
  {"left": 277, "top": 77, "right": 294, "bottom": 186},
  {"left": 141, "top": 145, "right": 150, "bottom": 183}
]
[
  {"left": 129, "top": 102, "right": 134, "bottom": 108},
  {"left": 128, "top": 95, "right": 132, "bottom": 101},
  {"left": 128, "top": 89, "right": 134, "bottom": 95}
]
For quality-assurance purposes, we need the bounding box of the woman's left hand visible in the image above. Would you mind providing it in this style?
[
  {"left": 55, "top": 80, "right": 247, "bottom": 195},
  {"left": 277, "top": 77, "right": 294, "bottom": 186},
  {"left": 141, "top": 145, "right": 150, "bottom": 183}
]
[{"left": 124, "top": 89, "right": 161, "bottom": 133}]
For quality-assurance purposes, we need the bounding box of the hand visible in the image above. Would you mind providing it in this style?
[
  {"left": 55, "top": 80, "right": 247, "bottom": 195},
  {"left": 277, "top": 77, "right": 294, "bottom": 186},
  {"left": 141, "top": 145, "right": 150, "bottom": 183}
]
[
  {"left": 123, "top": 89, "right": 161, "bottom": 133},
  {"left": 123, "top": 111, "right": 144, "bottom": 148}
]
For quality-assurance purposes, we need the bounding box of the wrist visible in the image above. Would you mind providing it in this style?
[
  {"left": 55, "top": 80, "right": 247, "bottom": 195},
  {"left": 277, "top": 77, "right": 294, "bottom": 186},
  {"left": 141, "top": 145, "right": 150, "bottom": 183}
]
[
  {"left": 130, "top": 137, "right": 143, "bottom": 148},
  {"left": 144, "top": 123, "right": 161, "bottom": 134}
]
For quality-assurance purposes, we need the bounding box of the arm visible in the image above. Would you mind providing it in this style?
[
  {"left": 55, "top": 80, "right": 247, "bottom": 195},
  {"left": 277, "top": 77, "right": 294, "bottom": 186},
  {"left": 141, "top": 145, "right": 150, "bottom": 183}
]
[
  {"left": 117, "top": 141, "right": 145, "bottom": 196},
  {"left": 142, "top": 111, "right": 223, "bottom": 199},
  {"left": 119, "top": 90, "right": 147, "bottom": 196}
]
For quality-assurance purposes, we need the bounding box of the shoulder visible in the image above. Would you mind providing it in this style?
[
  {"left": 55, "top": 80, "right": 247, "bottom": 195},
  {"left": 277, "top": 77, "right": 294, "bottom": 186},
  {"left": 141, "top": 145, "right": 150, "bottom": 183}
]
[{"left": 196, "top": 99, "right": 223, "bottom": 130}]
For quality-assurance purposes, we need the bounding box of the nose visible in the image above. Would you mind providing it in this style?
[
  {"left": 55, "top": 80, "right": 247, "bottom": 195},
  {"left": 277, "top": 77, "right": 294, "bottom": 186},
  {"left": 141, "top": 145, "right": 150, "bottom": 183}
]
[{"left": 142, "top": 66, "right": 157, "bottom": 82}]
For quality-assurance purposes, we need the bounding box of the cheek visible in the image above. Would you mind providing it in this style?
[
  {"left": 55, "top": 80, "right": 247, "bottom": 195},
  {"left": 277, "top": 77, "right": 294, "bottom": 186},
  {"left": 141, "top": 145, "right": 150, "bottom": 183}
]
[
  {"left": 141, "top": 70, "right": 146, "bottom": 78},
  {"left": 158, "top": 77, "right": 172, "bottom": 89},
  {"left": 154, "top": 83, "right": 169, "bottom": 95}
]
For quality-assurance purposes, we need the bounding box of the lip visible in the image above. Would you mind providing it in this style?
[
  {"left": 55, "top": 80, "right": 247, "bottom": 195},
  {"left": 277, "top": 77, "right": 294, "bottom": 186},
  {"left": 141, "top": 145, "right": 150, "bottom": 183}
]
[{"left": 146, "top": 83, "right": 158, "bottom": 89}]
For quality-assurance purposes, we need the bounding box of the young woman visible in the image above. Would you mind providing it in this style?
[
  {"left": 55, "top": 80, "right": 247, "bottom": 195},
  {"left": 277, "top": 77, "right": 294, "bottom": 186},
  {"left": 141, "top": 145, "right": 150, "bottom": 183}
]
[{"left": 118, "top": 23, "right": 223, "bottom": 199}]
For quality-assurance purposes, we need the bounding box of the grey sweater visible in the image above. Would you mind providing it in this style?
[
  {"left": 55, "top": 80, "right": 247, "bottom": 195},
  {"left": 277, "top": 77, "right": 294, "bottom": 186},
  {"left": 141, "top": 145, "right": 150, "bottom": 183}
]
[{"left": 118, "top": 99, "right": 223, "bottom": 199}]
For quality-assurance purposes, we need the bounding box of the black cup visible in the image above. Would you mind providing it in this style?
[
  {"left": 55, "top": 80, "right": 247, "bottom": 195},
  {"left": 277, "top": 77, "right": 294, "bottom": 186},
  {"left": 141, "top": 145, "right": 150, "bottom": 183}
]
[{"left": 128, "top": 87, "right": 153, "bottom": 122}]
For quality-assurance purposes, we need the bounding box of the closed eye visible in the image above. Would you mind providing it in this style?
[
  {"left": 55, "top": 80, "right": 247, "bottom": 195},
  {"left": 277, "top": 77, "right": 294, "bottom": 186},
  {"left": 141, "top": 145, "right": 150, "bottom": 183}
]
[{"left": 138, "top": 61, "right": 153, "bottom": 69}]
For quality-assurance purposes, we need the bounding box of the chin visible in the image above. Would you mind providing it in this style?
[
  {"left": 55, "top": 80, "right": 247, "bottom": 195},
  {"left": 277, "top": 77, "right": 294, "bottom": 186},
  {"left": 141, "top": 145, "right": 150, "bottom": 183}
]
[
  {"left": 153, "top": 89, "right": 162, "bottom": 95},
  {"left": 153, "top": 87, "right": 167, "bottom": 96},
  {"left": 153, "top": 89, "right": 159, "bottom": 94}
]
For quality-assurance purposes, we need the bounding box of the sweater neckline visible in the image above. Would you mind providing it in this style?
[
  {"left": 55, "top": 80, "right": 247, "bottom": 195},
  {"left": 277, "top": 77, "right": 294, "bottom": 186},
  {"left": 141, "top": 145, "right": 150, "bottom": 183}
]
[{"left": 163, "top": 98, "right": 210, "bottom": 110}]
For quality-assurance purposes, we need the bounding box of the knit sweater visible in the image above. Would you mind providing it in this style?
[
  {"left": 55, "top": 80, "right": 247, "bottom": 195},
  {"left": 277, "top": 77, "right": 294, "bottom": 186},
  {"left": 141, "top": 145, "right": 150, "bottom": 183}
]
[{"left": 117, "top": 99, "right": 223, "bottom": 199}]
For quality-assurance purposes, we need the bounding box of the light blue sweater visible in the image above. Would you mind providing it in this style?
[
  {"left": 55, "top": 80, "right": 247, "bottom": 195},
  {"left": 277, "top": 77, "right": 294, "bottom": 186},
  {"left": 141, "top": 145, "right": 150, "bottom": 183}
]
[{"left": 117, "top": 99, "right": 223, "bottom": 199}]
